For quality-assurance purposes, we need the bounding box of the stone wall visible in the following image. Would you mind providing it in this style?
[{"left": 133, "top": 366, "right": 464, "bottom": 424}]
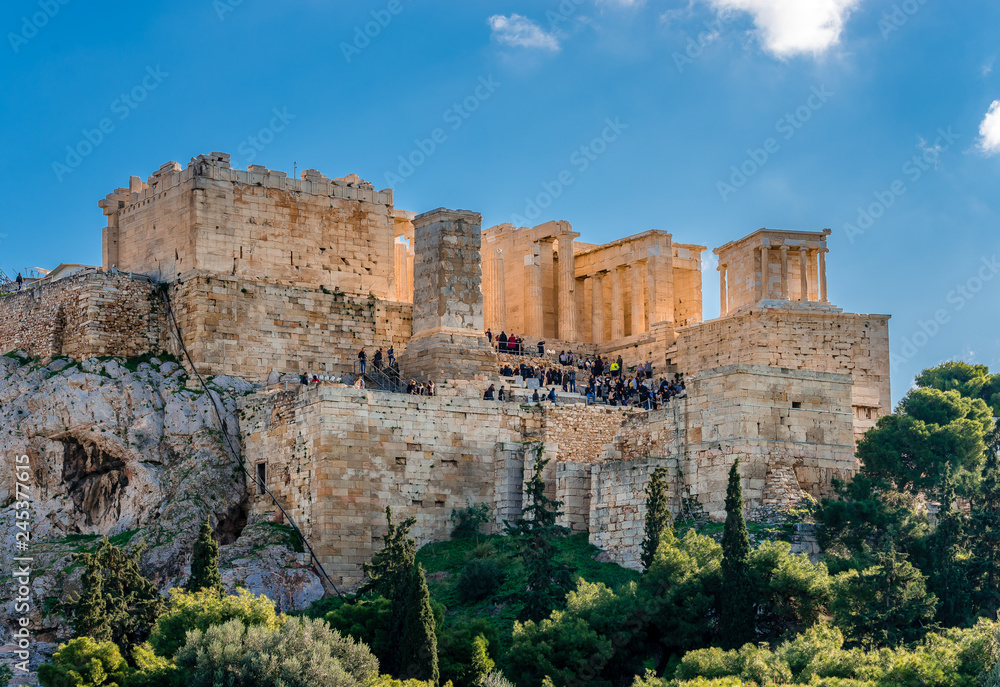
[
  {"left": 590, "top": 457, "right": 680, "bottom": 568},
  {"left": 675, "top": 307, "right": 891, "bottom": 439},
  {"left": 240, "top": 385, "right": 540, "bottom": 586},
  {"left": 590, "top": 364, "right": 857, "bottom": 567},
  {"left": 0, "top": 271, "right": 166, "bottom": 360},
  {"left": 540, "top": 404, "right": 635, "bottom": 463},
  {"left": 168, "top": 273, "right": 412, "bottom": 382},
  {"left": 101, "top": 154, "right": 397, "bottom": 297}
]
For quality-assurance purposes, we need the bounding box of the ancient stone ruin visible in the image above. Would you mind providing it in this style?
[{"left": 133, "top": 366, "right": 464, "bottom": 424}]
[{"left": 0, "top": 153, "right": 891, "bottom": 583}]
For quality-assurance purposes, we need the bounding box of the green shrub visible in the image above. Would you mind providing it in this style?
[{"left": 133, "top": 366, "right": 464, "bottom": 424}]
[
  {"left": 450, "top": 503, "right": 492, "bottom": 539},
  {"left": 38, "top": 637, "right": 129, "bottom": 687},
  {"left": 456, "top": 558, "right": 504, "bottom": 602},
  {"left": 438, "top": 618, "right": 500, "bottom": 687},
  {"left": 174, "top": 616, "right": 378, "bottom": 687},
  {"left": 149, "top": 588, "right": 281, "bottom": 659}
]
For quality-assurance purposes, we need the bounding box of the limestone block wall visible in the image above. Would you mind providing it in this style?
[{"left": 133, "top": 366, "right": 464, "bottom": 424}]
[
  {"left": 590, "top": 457, "right": 680, "bottom": 569},
  {"left": 240, "top": 385, "right": 537, "bottom": 587},
  {"left": 540, "top": 404, "right": 635, "bottom": 463},
  {"left": 675, "top": 308, "right": 891, "bottom": 438},
  {"left": 168, "top": 274, "right": 412, "bottom": 382},
  {"left": 0, "top": 271, "right": 166, "bottom": 360},
  {"left": 102, "top": 154, "right": 397, "bottom": 297}
]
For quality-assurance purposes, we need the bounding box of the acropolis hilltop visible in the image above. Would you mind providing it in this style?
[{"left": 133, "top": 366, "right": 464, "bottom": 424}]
[{"left": 0, "top": 153, "right": 891, "bottom": 584}]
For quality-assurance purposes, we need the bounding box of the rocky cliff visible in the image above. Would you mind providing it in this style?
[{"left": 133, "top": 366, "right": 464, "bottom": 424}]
[{"left": 0, "top": 352, "right": 323, "bottom": 654}]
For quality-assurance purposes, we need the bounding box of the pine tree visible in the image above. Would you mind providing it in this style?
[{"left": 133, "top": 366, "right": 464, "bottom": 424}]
[
  {"left": 641, "top": 467, "right": 671, "bottom": 572},
  {"left": 930, "top": 463, "right": 970, "bottom": 625},
  {"left": 505, "top": 445, "right": 572, "bottom": 621},
  {"left": 719, "top": 460, "right": 755, "bottom": 649},
  {"left": 363, "top": 507, "right": 438, "bottom": 683},
  {"left": 972, "top": 425, "right": 1000, "bottom": 618},
  {"left": 63, "top": 538, "right": 165, "bottom": 661},
  {"left": 187, "top": 517, "right": 223, "bottom": 594}
]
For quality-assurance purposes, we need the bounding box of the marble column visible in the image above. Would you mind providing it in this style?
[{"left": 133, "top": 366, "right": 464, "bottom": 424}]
[
  {"left": 610, "top": 266, "right": 625, "bottom": 340},
  {"left": 525, "top": 246, "right": 544, "bottom": 337},
  {"left": 591, "top": 271, "right": 607, "bottom": 343},
  {"left": 483, "top": 248, "right": 506, "bottom": 332},
  {"left": 647, "top": 245, "right": 673, "bottom": 324},
  {"left": 819, "top": 248, "right": 829, "bottom": 303},
  {"left": 758, "top": 245, "right": 770, "bottom": 300},
  {"left": 557, "top": 234, "right": 578, "bottom": 341},
  {"left": 719, "top": 263, "right": 728, "bottom": 316},
  {"left": 799, "top": 247, "right": 809, "bottom": 301},
  {"left": 631, "top": 260, "right": 647, "bottom": 336},
  {"left": 394, "top": 240, "right": 412, "bottom": 302},
  {"left": 779, "top": 245, "right": 789, "bottom": 300}
]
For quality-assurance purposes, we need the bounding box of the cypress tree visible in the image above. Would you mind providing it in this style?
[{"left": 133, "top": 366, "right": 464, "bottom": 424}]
[
  {"left": 364, "top": 507, "right": 439, "bottom": 683},
  {"left": 505, "top": 445, "right": 572, "bottom": 621},
  {"left": 390, "top": 563, "right": 440, "bottom": 684},
  {"left": 972, "top": 426, "right": 1000, "bottom": 617},
  {"left": 931, "top": 463, "right": 970, "bottom": 625},
  {"left": 641, "top": 467, "right": 671, "bottom": 572},
  {"left": 186, "top": 517, "right": 223, "bottom": 594},
  {"left": 719, "top": 460, "right": 755, "bottom": 648}
]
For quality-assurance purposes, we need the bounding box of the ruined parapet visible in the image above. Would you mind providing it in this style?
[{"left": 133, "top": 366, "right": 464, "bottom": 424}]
[
  {"left": 98, "top": 153, "right": 397, "bottom": 296},
  {"left": 397, "top": 208, "right": 497, "bottom": 382}
]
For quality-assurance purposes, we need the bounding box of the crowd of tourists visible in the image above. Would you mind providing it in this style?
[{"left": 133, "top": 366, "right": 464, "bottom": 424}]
[{"left": 490, "top": 342, "right": 687, "bottom": 409}]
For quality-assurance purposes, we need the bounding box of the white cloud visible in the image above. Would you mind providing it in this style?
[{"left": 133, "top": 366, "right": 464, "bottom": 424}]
[
  {"left": 978, "top": 100, "right": 1000, "bottom": 156},
  {"left": 488, "top": 14, "right": 560, "bottom": 51},
  {"left": 703, "top": 0, "right": 862, "bottom": 58},
  {"left": 598, "top": 0, "right": 646, "bottom": 6},
  {"left": 983, "top": 59, "right": 995, "bottom": 77}
]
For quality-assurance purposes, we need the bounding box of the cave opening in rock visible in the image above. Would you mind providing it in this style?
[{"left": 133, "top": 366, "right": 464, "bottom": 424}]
[{"left": 61, "top": 438, "right": 129, "bottom": 528}]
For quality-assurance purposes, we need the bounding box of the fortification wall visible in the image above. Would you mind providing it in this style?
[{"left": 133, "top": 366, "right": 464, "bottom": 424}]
[
  {"left": 675, "top": 308, "right": 890, "bottom": 439},
  {"left": 239, "top": 384, "right": 635, "bottom": 586},
  {"left": 168, "top": 274, "right": 412, "bottom": 382},
  {"left": 590, "top": 364, "right": 856, "bottom": 567},
  {"left": 103, "top": 155, "right": 397, "bottom": 297},
  {"left": 0, "top": 271, "right": 166, "bottom": 360}
]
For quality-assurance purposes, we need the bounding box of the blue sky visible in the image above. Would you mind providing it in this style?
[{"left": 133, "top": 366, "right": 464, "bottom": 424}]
[{"left": 1, "top": 0, "right": 998, "bottom": 404}]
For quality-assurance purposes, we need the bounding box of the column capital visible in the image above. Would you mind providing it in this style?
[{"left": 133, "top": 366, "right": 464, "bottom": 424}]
[{"left": 779, "top": 244, "right": 790, "bottom": 252}]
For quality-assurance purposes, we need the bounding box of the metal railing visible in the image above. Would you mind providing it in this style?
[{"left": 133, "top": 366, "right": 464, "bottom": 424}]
[{"left": 353, "top": 360, "right": 406, "bottom": 393}]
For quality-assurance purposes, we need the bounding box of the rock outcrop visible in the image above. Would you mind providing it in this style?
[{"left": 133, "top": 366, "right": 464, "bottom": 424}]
[{"left": 0, "top": 352, "right": 323, "bottom": 650}]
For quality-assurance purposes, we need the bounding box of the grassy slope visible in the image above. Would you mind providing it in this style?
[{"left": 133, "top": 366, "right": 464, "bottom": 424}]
[{"left": 416, "top": 532, "right": 640, "bottom": 649}]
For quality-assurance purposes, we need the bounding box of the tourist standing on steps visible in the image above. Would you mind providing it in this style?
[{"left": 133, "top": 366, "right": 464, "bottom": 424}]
[
  {"left": 537, "top": 340, "right": 545, "bottom": 356},
  {"left": 427, "top": 381, "right": 434, "bottom": 396},
  {"left": 498, "top": 386, "right": 505, "bottom": 401},
  {"left": 387, "top": 346, "right": 395, "bottom": 367},
  {"left": 486, "top": 328, "right": 493, "bottom": 344},
  {"left": 498, "top": 330, "right": 508, "bottom": 352},
  {"left": 358, "top": 348, "right": 367, "bottom": 374},
  {"left": 373, "top": 348, "right": 383, "bottom": 371},
  {"left": 15, "top": 273, "right": 23, "bottom": 291}
]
